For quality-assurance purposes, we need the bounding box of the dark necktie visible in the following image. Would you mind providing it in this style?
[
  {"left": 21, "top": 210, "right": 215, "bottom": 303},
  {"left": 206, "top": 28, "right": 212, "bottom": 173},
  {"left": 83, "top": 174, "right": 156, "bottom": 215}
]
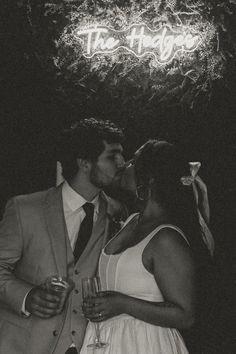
[{"left": 73, "top": 202, "right": 94, "bottom": 263}]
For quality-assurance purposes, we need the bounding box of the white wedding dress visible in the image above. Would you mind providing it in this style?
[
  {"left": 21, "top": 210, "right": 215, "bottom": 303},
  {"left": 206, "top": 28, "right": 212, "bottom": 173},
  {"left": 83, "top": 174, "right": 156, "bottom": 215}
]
[{"left": 80, "top": 214, "right": 189, "bottom": 354}]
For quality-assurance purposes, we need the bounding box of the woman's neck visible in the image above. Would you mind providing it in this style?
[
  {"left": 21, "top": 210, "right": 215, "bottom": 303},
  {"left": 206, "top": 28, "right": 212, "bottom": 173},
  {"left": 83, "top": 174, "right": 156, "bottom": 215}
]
[{"left": 138, "top": 200, "right": 169, "bottom": 226}]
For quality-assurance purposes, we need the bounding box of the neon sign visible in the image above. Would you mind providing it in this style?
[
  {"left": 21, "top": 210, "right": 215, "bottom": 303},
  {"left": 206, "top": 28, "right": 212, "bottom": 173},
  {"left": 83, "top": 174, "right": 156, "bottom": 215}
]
[{"left": 75, "top": 23, "right": 200, "bottom": 64}]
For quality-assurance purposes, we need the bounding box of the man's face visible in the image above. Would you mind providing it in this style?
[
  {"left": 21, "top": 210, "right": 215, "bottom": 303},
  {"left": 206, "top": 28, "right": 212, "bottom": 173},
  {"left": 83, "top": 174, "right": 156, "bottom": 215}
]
[{"left": 89, "top": 141, "right": 125, "bottom": 189}]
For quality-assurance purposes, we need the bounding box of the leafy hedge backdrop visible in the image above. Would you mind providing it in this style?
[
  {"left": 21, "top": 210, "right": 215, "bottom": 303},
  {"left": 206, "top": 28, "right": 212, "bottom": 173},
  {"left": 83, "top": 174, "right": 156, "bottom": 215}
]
[
  {"left": 1, "top": 0, "right": 235, "bottom": 192},
  {"left": 23, "top": 0, "right": 236, "bottom": 122}
]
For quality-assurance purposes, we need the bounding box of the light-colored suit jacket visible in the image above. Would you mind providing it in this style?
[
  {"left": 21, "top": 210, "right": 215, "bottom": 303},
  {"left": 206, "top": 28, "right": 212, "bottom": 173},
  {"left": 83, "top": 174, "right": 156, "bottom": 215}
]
[{"left": 0, "top": 185, "right": 127, "bottom": 354}]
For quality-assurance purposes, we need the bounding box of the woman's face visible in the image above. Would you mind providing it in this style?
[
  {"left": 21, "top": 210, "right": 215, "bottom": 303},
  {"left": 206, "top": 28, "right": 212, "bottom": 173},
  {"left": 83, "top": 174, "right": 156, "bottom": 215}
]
[
  {"left": 119, "top": 159, "right": 136, "bottom": 193},
  {"left": 119, "top": 144, "right": 146, "bottom": 194}
]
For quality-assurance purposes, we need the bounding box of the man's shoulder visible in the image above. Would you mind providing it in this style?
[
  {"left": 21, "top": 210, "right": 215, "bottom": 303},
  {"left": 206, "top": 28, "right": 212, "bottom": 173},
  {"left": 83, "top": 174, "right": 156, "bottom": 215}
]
[{"left": 10, "top": 187, "right": 57, "bottom": 209}]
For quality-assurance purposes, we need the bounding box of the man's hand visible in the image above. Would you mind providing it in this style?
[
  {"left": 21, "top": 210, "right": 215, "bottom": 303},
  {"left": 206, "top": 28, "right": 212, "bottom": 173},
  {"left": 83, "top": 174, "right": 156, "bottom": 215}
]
[{"left": 25, "top": 285, "right": 64, "bottom": 318}]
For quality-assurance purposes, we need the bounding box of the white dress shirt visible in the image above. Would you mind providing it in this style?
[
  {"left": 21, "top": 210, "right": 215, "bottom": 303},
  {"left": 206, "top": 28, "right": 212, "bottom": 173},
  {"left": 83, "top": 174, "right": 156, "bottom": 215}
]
[{"left": 62, "top": 181, "right": 99, "bottom": 251}]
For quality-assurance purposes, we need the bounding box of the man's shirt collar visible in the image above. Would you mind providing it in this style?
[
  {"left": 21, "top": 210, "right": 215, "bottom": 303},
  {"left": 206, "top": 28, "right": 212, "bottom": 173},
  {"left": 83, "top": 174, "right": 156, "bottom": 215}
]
[{"left": 62, "top": 180, "right": 99, "bottom": 215}]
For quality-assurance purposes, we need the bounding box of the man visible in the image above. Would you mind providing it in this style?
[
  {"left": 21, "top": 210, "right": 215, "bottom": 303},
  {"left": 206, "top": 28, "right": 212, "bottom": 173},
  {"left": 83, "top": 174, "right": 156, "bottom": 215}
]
[{"left": 0, "top": 118, "right": 127, "bottom": 354}]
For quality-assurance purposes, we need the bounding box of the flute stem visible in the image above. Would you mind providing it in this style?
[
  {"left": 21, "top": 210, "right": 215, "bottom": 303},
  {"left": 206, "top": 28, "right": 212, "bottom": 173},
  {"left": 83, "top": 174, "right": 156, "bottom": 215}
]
[{"left": 94, "top": 323, "right": 101, "bottom": 343}]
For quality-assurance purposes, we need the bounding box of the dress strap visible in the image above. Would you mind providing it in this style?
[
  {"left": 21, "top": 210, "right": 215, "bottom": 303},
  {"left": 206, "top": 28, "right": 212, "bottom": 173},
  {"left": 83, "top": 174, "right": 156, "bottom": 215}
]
[
  {"left": 122, "top": 212, "right": 139, "bottom": 227},
  {"left": 140, "top": 224, "right": 190, "bottom": 249}
]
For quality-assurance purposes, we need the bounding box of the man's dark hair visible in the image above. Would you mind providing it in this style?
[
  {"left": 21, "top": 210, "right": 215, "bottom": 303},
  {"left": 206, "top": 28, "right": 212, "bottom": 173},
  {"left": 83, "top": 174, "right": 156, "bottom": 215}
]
[{"left": 57, "top": 118, "right": 124, "bottom": 180}]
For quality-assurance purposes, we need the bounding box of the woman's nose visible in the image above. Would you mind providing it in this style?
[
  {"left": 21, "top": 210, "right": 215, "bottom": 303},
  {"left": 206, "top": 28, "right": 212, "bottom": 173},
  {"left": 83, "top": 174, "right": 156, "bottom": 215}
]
[
  {"left": 119, "top": 164, "right": 136, "bottom": 192},
  {"left": 124, "top": 158, "right": 134, "bottom": 168}
]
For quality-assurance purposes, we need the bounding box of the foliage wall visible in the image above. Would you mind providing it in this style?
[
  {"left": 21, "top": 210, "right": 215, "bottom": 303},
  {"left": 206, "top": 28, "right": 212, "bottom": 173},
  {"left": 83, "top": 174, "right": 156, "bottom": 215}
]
[{"left": 0, "top": 0, "right": 236, "bottom": 197}]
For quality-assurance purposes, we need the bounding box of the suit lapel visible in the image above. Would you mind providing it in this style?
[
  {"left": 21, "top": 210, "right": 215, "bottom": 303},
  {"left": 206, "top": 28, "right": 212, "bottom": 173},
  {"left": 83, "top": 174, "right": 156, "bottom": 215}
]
[
  {"left": 43, "top": 187, "right": 124, "bottom": 271},
  {"left": 99, "top": 193, "right": 114, "bottom": 246},
  {"left": 44, "top": 185, "right": 68, "bottom": 277}
]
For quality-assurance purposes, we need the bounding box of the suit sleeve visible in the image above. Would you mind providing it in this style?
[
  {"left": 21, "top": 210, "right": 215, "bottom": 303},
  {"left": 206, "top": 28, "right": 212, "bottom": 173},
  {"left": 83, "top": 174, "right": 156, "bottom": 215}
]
[{"left": 0, "top": 198, "right": 33, "bottom": 315}]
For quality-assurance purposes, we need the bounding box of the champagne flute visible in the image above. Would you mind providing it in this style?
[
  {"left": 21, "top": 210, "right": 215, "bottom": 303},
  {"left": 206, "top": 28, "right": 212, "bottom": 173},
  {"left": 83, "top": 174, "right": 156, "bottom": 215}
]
[
  {"left": 45, "top": 275, "right": 70, "bottom": 310},
  {"left": 82, "top": 276, "right": 108, "bottom": 349}
]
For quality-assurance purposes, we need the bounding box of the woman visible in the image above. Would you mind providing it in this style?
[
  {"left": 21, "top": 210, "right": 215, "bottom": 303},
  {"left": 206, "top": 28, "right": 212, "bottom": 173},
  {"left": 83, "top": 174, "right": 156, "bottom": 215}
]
[{"left": 81, "top": 140, "right": 213, "bottom": 354}]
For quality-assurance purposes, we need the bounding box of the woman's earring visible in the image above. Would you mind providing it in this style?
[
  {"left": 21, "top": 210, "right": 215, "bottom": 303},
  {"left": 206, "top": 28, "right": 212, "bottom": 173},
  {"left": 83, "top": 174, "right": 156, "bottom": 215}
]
[{"left": 135, "top": 185, "right": 146, "bottom": 201}]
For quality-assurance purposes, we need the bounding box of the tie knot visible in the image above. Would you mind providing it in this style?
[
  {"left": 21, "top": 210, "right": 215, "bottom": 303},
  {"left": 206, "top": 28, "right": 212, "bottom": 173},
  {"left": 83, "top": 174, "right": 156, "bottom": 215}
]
[{"left": 83, "top": 202, "right": 94, "bottom": 216}]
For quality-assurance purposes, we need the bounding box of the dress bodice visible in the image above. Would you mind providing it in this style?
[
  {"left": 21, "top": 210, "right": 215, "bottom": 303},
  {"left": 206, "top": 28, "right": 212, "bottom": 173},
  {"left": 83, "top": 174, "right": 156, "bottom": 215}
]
[{"left": 99, "top": 214, "right": 189, "bottom": 302}]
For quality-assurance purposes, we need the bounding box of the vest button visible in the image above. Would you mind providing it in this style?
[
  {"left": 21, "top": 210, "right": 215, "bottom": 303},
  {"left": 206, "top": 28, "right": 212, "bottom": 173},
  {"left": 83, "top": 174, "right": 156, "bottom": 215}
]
[
  {"left": 75, "top": 269, "right": 79, "bottom": 275},
  {"left": 72, "top": 330, "right": 76, "bottom": 336},
  {"left": 74, "top": 289, "right": 79, "bottom": 294},
  {"left": 53, "top": 330, "right": 58, "bottom": 336},
  {"left": 73, "top": 309, "right": 78, "bottom": 314}
]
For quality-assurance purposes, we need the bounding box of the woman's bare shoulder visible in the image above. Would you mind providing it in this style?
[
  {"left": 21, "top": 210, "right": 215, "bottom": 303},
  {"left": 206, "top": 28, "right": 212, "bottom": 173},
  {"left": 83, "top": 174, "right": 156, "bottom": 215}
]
[{"left": 147, "top": 226, "right": 193, "bottom": 262}]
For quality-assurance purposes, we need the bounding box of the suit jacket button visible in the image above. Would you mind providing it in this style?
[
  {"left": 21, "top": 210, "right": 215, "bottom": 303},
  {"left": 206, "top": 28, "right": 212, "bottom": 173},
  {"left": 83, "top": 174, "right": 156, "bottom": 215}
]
[
  {"left": 73, "top": 309, "right": 78, "bottom": 314},
  {"left": 72, "top": 330, "right": 76, "bottom": 336},
  {"left": 74, "top": 289, "right": 79, "bottom": 294},
  {"left": 53, "top": 330, "right": 58, "bottom": 336},
  {"left": 75, "top": 269, "right": 79, "bottom": 275}
]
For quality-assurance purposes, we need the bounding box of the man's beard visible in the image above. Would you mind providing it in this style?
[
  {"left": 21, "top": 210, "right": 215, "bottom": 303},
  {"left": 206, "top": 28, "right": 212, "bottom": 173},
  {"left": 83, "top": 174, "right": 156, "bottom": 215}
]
[
  {"left": 89, "top": 164, "right": 123, "bottom": 190},
  {"left": 89, "top": 164, "right": 110, "bottom": 189}
]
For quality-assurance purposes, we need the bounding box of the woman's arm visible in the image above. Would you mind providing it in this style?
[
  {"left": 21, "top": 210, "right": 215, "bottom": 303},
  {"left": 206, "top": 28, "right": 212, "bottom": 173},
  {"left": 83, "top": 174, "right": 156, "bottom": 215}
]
[{"left": 83, "top": 229, "right": 196, "bottom": 329}]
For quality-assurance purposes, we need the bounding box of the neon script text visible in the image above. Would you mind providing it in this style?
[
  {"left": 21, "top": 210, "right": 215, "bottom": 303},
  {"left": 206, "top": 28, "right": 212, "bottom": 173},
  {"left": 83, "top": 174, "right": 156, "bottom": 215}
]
[{"left": 75, "top": 23, "right": 200, "bottom": 64}]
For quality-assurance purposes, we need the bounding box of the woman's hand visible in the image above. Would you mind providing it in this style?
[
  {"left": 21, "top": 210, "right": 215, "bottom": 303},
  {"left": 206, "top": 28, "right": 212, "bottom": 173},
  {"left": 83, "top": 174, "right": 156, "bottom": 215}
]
[{"left": 82, "top": 291, "right": 128, "bottom": 322}]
